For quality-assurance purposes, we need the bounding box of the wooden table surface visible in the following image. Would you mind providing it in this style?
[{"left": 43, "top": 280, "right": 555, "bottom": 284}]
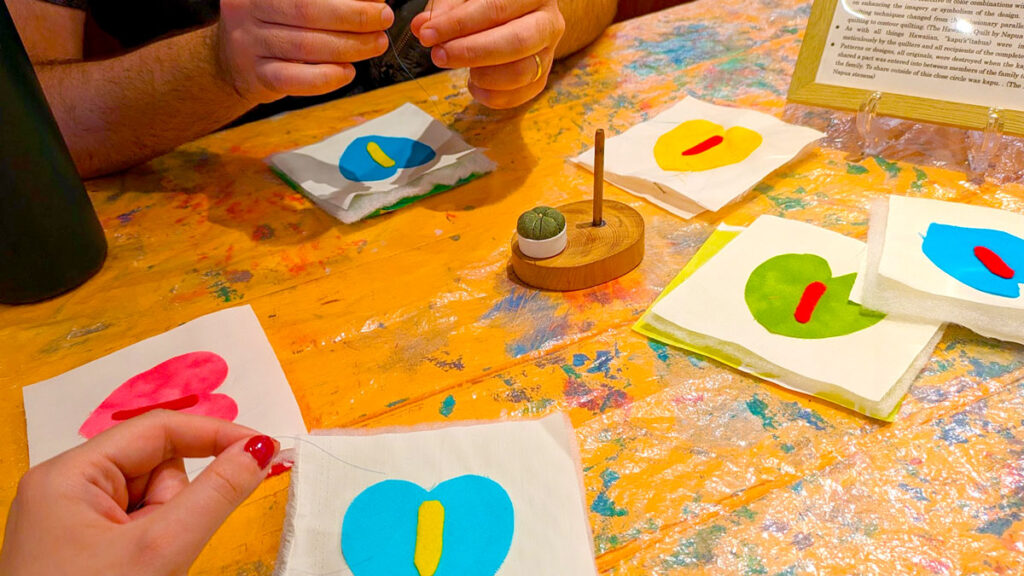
[{"left": 3, "top": 0, "right": 1024, "bottom": 573}]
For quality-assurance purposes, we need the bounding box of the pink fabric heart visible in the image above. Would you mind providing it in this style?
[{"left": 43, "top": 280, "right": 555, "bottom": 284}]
[{"left": 79, "top": 351, "right": 238, "bottom": 438}]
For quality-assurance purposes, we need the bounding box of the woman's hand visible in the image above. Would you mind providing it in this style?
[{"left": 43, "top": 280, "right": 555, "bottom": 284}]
[
  {"left": 0, "top": 411, "right": 278, "bottom": 576},
  {"left": 412, "top": 0, "right": 566, "bottom": 109}
]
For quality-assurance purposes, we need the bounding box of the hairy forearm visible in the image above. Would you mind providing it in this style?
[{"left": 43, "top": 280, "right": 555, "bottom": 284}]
[
  {"left": 36, "top": 26, "right": 254, "bottom": 178},
  {"left": 554, "top": 0, "right": 616, "bottom": 58}
]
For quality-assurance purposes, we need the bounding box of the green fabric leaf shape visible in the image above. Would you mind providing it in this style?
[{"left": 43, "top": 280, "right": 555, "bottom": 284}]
[{"left": 744, "top": 253, "right": 884, "bottom": 339}]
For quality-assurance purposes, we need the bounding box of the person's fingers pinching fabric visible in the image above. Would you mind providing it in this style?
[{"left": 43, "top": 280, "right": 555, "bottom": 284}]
[{"left": 0, "top": 411, "right": 279, "bottom": 576}]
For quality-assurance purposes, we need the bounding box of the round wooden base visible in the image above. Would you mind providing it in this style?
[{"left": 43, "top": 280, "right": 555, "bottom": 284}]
[{"left": 510, "top": 200, "right": 644, "bottom": 291}]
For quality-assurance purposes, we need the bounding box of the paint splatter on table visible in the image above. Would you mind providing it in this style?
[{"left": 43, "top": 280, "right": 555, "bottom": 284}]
[{"left": 2, "top": 0, "right": 1024, "bottom": 573}]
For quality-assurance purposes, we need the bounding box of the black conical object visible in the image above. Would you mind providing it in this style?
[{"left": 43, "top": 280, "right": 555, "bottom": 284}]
[{"left": 0, "top": 1, "right": 107, "bottom": 304}]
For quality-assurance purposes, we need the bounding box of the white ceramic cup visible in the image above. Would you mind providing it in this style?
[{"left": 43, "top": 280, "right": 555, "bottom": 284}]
[{"left": 517, "top": 227, "right": 568, "bottom": 259}]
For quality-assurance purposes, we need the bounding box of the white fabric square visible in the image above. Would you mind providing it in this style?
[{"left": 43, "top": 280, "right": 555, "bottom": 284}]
[
  {"left": 854, "top": 196, "right": 1024, "bottom": 345},
  {"left": 649, "top": 216, "right": 941, "bottom": 411},
  {"left": 269, "top": 103, "right": 495, "bottom": 224},
  {"left": 22, "top": 305, "right": 307, "bottom": 478},
  {"left": 274, "top": 415, "right": 597, "bottom": 576},
  {"left": 573, "top": 97, "right": 823, "bottom": 219}
]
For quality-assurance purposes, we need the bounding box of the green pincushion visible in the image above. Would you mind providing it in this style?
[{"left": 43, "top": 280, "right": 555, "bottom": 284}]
[{"left": 517, "top": 206, "right": 566, "bottom": 240}]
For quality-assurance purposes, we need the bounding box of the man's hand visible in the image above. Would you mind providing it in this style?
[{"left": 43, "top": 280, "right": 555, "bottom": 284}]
[
  {"left": 217, "top": 0, "right": 396, "bottom": 104},
  {"left": 411, "top": 0, "right": 566, "bottom": 109},
  {"left": 0, "top": 411, "right": 278, "bottom": 576}
]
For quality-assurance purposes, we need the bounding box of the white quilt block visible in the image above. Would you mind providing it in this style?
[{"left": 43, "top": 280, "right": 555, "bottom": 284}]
[
  {"left": 856, "top": 196, "right": 1024, "bottom": 345},
  {"left": 274, "top": 415, "right": 597, "bottom": 576},
  {"left": 22, "top": 305, "right": 307, "bottom": 477},
  {"left": 573, "top": 98, "right": 823, "bottom": 219},
  {"left": 269, "top": 103, "right": 495, "bottom": 223},
  {"left": 647, "top": 216, "right": 943, "bottom": 419}
]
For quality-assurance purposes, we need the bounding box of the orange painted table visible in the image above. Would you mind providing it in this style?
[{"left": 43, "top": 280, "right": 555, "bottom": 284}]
[{"left": 3, "top": 0, "right": 1024, "bottom": 573}]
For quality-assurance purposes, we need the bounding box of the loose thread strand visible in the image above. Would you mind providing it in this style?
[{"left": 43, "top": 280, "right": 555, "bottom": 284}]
[{"left": 382, "top": 2, "right": 449, "bottom": 124}]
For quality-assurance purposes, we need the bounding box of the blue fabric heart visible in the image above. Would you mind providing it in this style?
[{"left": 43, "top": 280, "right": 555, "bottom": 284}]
[
  {"left": 339, "top": 136, "right": 436, "bottom": 182},
  {"left": 922, "top": 223, "right": 1024, "bottom": 298},
  {"left": 341, "top": 475, "right": 514, "bottom": 576}
]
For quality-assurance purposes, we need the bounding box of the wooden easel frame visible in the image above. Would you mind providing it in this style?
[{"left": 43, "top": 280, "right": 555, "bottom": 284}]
[{"left": 788, "top": 0, "right": 1024, "bottom": 137}]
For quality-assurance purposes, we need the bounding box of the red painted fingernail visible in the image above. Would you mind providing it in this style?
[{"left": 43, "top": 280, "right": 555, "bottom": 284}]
[
  {"left": 268, "top": 462, "right": 292, "bottom": 478},
  {"left": 244, "top": 435, "right": 276, "bottom": 470}
]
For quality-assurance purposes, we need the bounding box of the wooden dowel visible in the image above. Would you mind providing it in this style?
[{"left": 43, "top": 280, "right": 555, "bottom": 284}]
[{"left": 593, "top": 129, "right": 605, "bottom": 226}]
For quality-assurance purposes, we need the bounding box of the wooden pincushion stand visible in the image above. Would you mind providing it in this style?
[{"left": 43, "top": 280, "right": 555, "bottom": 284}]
[{"left": 510, "top": 130, "right": 645, "bottom": 291}]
